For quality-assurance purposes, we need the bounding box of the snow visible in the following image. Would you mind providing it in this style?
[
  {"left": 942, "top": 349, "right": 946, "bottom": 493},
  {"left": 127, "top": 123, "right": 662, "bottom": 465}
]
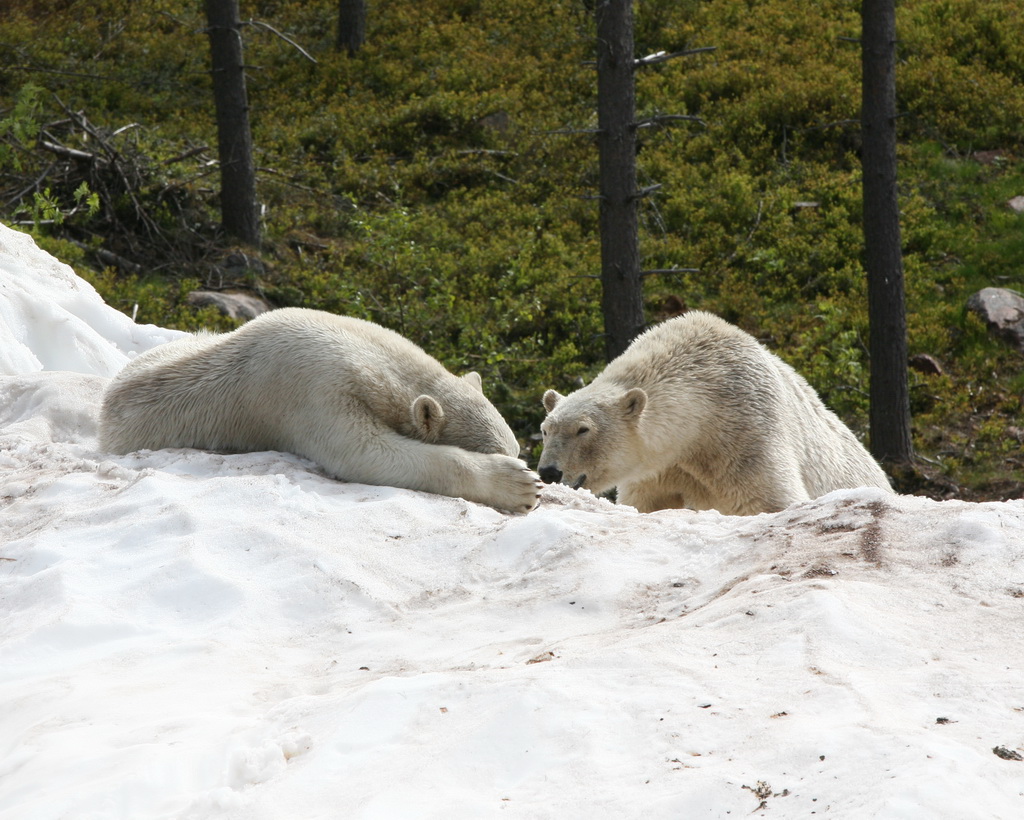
[
  {"left": 0, "top": 227, "right": 184, "bottom": 378},
  {"left": 1, "top": 221, "right": 1023, "bottom": 819}
]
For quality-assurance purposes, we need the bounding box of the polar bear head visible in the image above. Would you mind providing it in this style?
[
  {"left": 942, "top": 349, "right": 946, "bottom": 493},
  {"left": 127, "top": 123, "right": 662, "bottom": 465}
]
[
  {"left": 537, "top": 384, "right": 648, "bottom": 494},
  {"left": 410, "top": 372, "right": 521, "bottom": 458}
]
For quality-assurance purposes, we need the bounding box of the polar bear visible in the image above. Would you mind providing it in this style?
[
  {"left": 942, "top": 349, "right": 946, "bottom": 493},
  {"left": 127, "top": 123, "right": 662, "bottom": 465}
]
[
  {"left": 99, "top": 308, "right": 541, "bottom": 512},
  {"left": 537, "top": 311, "right": 892, "bottom": 515}
]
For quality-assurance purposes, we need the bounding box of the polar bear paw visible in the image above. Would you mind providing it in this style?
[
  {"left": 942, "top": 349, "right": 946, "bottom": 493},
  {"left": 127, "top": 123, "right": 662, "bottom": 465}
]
[{"left": 479, "top": 456, "right": 543, "bottom": 514}]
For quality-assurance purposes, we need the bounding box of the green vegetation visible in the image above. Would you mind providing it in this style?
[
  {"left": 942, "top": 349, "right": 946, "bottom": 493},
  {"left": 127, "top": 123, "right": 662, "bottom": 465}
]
[{"left": 2, "top": 0, "right": 1022, "bottom": 498}]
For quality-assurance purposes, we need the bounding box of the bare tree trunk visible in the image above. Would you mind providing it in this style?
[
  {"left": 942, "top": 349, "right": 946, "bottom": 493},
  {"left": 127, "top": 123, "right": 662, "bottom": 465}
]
[
  {"left": 861, "top": 0, "right": 913, "bottom": 464},
  {"left": 205, "top": 0, "right": 260, "bottom": 246},
  {"left": 336, "top": 0, "right": 367, "bottom": 56},
  {"left": 595, "top": 0, "right": 644, "bottom": 362}
]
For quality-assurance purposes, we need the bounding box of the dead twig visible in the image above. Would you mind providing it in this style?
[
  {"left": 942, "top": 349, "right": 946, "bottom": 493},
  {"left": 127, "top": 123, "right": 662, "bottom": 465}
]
[{"left": 245, "top": 19, "right": 318, "bottom": 64}]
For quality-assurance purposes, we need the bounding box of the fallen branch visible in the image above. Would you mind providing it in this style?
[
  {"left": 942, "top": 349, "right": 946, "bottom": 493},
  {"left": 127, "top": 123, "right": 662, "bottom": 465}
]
[
  {"left": 70, "top": 240, "right": 143, "bottom": 275},
  {"left": 38, "top": 139, "right": 101, "bottom": 164},
  {"left": 163, "top": 145, "right": 211, "bottom": 164}
]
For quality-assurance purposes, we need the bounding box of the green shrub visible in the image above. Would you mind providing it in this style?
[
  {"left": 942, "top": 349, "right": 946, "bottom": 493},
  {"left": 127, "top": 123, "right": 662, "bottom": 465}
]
[{"left": 3, "top": 0, "right": 1024, "bottom": 490}]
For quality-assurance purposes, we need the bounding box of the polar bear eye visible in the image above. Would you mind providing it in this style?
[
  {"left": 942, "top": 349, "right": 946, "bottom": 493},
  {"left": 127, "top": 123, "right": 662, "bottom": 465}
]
[{"left": 576, "top": 426, "right": 590, "bottom": 436}]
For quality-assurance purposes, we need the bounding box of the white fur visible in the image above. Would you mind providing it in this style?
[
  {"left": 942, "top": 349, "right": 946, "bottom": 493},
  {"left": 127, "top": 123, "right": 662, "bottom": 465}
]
[
  {"left": 99, "top": 309, "right": 541, "bottom": 512},
  {"left": 538, "top": 311, "right": 893, "bottom": 515}
]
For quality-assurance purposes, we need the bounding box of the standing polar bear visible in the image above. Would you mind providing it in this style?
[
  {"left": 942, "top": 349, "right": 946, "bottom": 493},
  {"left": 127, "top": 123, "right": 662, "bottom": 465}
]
[
  {"left": 537, "top": 311, "right": 892, "bottom": 515},
  {"left": 99, "top": 308, "right": 541, "bottom": 512}
]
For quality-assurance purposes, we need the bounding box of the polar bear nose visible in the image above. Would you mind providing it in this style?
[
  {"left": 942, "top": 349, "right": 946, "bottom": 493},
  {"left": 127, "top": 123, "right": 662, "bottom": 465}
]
[{"left": 538, "top": 465, "right": 562, "bottom": 485}]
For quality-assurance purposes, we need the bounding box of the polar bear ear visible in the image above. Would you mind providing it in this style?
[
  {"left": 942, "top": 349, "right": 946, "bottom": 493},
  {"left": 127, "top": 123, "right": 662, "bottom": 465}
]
[
  {"left": 543, "top": 389, "right": 564, "bottom": 413},
  {"left": 462, "top": 372, "right": 483, "bottom": 393},
  {"left": 412, "top": 395, "right": 447, "bottom": 442},
  {"left": 621, "top": 388, "right": 647, "bottom": 419}
]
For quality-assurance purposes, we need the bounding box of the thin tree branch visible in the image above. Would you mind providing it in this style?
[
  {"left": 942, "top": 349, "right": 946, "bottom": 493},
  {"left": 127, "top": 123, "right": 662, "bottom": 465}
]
[
  {"left": 542, "top": 127, "right": 602, "bottom": 135},
  {"left": 635, "top": 46, "right": 717, "bottom": 67},
  {"left": 455, "top": 149, "right": 519, "bottom": 157},
  {"left": 3, "top": 162, "right": 55, "bottom": 208},
  {"left": 634, "top": 114, "right": 707, "bottom": 129},
  {"left": 4, "top": 65, "right": 112, "bottom": 81},
  {"left": 244, "top": 19, "right": 318, "bottom": 63},
  {"left": 631, "top": 183, "right": 663, "bottom": 200},
  {"left": 640, "top": 267, "right": 701, "bottom": 277},
  {"left": 112, "top": 123, "right": 142, "bottom": 137}
]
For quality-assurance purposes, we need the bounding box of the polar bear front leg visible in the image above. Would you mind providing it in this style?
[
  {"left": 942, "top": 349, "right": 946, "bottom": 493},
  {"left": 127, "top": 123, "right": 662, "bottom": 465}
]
[
  {"left": 314, "top": 430, "right": 542, "bottom": 513},
  {"left": 453, "top": 450, "right": 544, "bottom": 513}
]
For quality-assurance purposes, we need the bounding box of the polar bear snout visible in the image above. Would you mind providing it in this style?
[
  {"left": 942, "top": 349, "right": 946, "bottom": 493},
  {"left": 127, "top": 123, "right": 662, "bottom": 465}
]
[
  {"left": 539, "top": 465, "right": 563, "bottom": 485},
  {"left": 538, "top": 465, "right": 588, "bottom": 490}
]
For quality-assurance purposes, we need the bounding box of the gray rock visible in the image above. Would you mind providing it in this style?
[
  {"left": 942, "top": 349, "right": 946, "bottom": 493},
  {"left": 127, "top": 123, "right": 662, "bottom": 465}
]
[
  {"left": 1008, "top": 195, "right": 1024, "bottom": 214},
  {"left": 187, "top": 290, "right": 271, "bottom": 321},
  {"left": 966, "top": 287, "right": 1024, "bottom": 352}
]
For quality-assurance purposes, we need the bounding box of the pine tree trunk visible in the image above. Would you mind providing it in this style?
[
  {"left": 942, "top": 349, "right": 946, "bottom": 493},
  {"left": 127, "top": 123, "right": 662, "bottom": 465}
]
[
  {"left": 595, "top": 0, "right": 644, "bottom": 362},
  {"left": 861, "top": 0, "right": 913, "bottom": 464},
  {"left": 336, "top": 0, "right": 367, "bottom": 56},
  {"left": 205, "top": 0, "right": 260, "bottom": 246}
]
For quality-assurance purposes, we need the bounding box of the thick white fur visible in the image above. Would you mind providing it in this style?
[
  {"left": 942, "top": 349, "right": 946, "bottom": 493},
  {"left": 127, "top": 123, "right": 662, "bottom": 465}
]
[
  {"left": 99, "top": 308, "right": 541, "bottom": 512},
  {"left": 538, "top": 311, "right": 893, "bottom": 515}
]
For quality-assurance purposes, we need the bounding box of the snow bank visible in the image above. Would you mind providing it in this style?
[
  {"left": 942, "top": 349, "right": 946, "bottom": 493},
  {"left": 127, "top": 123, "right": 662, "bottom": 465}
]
[
  {"left": 2, "top": 224, "right": 1023, "bottom": 819},
  {"left": 0, "top": 223, "right": 183, "bottom": 376}
]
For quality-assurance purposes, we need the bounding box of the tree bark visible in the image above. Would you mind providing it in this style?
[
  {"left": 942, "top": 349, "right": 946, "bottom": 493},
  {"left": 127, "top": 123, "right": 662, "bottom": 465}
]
[
  {"left": 205, "top": 0, "right": 260, "bottom": 246},
  {"left": 861, "top": 0, "right": 913, "bottom": 463},
  {"left": 336, "top": 0, "right": 367, "bottom": 56},
  {"left": 595, "top": 0, "right": 644, "bottom": 362}
]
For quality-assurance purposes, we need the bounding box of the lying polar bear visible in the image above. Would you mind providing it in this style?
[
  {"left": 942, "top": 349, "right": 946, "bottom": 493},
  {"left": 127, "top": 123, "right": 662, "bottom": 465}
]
[{"left": 99, "top": 308, "right": 541, "bottom": 513}]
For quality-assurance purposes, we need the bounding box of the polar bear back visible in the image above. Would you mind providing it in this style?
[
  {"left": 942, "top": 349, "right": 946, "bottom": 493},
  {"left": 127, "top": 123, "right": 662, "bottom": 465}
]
[{"left": 99, "top": 308, "right": 512, "bottom": 458}]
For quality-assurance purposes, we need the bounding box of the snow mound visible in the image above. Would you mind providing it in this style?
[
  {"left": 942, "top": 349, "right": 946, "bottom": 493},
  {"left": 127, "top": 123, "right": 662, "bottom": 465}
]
[
  {"left": 2, "top": 224, "right": 1023, "bottom": 819},
  {"left": 0, "top": 223, "right": 183, "bottom": 376}
]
